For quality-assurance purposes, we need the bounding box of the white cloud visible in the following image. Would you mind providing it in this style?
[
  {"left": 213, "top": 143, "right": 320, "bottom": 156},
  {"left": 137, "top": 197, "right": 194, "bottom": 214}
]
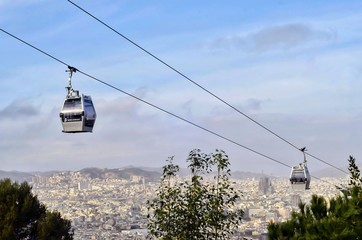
[
  {"left": 210, "top": 23, "right": 333, "bottom": 53},
  {"left": 0, "top": 82, "right": 360, "bottom": 175},
  {"left": 0, "top": 98, "right": 40, "bottom": 119}
]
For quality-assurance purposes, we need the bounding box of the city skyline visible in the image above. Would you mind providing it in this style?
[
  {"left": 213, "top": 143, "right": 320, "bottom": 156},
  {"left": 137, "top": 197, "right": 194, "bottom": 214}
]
[{"left": 30, "top": 168, "right": 342, "bottom": 239}]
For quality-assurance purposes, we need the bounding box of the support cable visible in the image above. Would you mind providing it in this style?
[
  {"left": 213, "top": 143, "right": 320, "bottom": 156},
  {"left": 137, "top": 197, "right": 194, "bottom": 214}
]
[
  {"left": 0, "top": 27, "right": 346, "bottom": 188},
  {"left": 66, "top": 0, "right": 348, "bottom": 175}
]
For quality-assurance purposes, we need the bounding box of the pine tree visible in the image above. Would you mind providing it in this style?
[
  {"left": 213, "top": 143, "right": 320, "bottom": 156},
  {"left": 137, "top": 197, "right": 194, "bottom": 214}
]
[{"left": 0, "top": 178, "right": 74, "bottom": 239}]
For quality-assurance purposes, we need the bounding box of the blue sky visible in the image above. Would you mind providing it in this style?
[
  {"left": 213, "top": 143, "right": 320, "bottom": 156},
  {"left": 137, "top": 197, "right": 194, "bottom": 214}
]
[{"left": 1, "top": 0, "right": 362, "bottom": 176}]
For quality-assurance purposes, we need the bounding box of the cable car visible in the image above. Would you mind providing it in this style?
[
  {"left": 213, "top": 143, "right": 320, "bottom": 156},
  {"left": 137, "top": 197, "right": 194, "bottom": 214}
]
[
  {"left": 290, "top": 147, "right": 311, "bottom": 190},
  {"left": 59, "top": 67, "right": 96, "bottom": 133}
]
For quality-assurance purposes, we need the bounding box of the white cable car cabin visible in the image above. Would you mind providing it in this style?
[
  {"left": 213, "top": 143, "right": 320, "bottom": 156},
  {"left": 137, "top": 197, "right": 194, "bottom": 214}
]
[
  {"left": 290, "top": 147, "right": 311, "bottom": 190},
  {"left": 60, "top": 92, "right": 96, "bottom": 133},
  {"left": 59, "top": 66, "right": 96, "bottom": 133}
]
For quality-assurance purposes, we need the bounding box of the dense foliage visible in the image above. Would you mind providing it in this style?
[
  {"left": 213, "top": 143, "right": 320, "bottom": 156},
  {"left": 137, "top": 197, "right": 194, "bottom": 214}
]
[
  {"left": 147, "top": 149, "right": 243, "bottom": 240},
  {"left": 0, "top": 178, "right": 73, "bottom": 240},
  {"left": 268, "top": 156, "right": 362, "bottom": 240}
]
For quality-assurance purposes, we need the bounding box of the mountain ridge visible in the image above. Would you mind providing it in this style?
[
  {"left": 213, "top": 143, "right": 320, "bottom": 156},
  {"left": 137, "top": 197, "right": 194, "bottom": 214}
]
[{"left": 0, "top": 165, "right": 349, "bottom": 183}]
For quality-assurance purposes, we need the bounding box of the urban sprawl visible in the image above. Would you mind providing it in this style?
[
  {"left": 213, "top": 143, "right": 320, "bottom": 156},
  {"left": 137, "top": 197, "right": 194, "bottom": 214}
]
[{"left": 31, "top": 170, "right": 344, "bottom": 240}]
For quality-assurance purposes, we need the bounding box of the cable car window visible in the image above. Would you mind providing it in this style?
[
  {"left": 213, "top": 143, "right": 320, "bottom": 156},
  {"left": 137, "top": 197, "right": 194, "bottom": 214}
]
[
  {"left": 63, "top": 98, "right": 82, "bottom": 110},
  {"left": 84, "top": 99, "right": 95, "bottom": 116},
  {"left": 292, "top": 172, "right": 305, "bottom": 178},
  {"left": 84, "top": 99, "right": 92, "bottom": 106}
]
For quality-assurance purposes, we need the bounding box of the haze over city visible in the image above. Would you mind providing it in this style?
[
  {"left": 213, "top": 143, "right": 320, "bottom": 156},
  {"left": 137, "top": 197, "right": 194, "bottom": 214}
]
[{"left": 1, "top": 0, "right": 362, "bottom": 176}]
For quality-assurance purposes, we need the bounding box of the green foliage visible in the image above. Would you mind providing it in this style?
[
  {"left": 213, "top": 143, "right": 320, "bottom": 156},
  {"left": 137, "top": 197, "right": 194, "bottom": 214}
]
[
  {"left": 0, "top": 178, "right": 74, "bottom": 239},
  {"left": 147, "top": 149, "right": 243, "bottom": 240},
  {"left": 268, "top": 155, "right": 362, "bottom": 240},
  {"left": 37, "top": 211, "right": 73, "bottom": 240},
  {"left": 348, "top": 155, "right": 362, "bottom": 188}
]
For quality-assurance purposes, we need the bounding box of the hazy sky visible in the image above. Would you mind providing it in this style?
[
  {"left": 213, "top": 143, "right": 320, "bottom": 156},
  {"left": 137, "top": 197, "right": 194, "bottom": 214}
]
[{"left": 1, "top": 0, "right": 362, "bottom": 176}]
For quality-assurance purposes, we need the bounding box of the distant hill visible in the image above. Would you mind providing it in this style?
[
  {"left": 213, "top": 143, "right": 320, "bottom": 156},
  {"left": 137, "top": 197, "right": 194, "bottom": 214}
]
[
  {"left": 0, "top": 167, "right": 162, "bottom": 183},
  {"left": 78, "top": 167, "right": 161, "bottom": 182},
  {"left": 311, "top": 167, "right": 349, "bottom": 179},
  {"left": 231, "top": 171, "right": 273, "bottom": 179},
  {"left": 0, "top": 167, "right": 273, "bottom": 183},
  {"left": 124, "top": 166, "right": 272, "bottom": 179},
  {"left": 1, "top": 166, "right": 348, "bottom": 184},
  {"left": 0, "top": 170, "right": 34, "bottom": 182}
]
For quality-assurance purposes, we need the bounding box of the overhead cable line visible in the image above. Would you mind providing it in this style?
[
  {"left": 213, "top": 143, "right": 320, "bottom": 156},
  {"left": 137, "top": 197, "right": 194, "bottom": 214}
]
[
  {"left": 0, "top": 27, "right": 289, "bottom": 168},
  {"left": 1, "top": 28, "right": 343, "bottom": 189},
  {"left": 1, "top": 27, "right": 339, "bottom": 187},
  {"left": 66, "top": 0, "right": 348, "bottom": 175}
]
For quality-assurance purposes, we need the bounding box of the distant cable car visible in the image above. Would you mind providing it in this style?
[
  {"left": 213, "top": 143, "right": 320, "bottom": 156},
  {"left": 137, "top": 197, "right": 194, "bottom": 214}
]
[
  {"left": 290, "top": 147, "right": 311, "bottom": 190},
  {"left": 59, "top": 66, "right": 96, "bottom": 133}
]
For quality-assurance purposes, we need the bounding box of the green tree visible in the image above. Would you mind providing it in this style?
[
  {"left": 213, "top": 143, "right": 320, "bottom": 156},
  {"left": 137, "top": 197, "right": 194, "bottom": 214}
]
[
  {"left": 0, "top": 178, "right": 73, "bottom": 240},
  {"left": 37, "top": 211, "right": 73, "bottom": 240},
  {"left": 268, "top": 155, "right": 362, "bottom": 240},
  {"left": 147, "top": 149, "right": 243, "bottom": 240}
]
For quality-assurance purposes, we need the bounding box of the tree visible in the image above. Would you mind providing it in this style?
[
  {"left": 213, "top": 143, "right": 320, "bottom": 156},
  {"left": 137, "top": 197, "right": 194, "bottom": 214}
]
[
  {"left": 268, "top": 155, "right": 362, "bottom": 240},
  {"left": 37, "top": 211, "right": 74, "bottom": 240},
  {"left": 0, "top": 178, "right": 73, "bottom": 240},
  {"left": 147, "top": 149, "right": 243, "bottom": 240}
]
